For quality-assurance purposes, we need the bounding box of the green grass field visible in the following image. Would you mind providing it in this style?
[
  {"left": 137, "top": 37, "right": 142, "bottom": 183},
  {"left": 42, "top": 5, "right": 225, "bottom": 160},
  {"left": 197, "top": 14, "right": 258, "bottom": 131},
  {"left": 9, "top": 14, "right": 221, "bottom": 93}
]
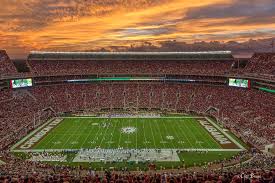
[
  {"left": 12, "top": 116, "right": 246, "bottom": 170},
  {"left": 32, "top": 117, "right": 223, "bottom": 149}
]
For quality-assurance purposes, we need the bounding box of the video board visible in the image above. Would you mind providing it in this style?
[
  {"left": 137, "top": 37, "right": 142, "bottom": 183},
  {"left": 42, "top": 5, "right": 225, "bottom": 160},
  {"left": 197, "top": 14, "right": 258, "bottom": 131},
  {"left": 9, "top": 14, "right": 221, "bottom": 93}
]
[
  {"left": 10, "top": 78, "right": 33, "bottom": 89},
  {"left": 228, "top": 78, "right": 250, "bottom": 88}
]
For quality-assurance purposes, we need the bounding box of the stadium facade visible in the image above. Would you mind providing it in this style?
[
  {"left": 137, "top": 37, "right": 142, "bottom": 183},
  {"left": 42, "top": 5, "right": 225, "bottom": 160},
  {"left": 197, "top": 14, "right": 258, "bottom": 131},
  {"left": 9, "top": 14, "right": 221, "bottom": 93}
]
[{"left": 0, "top": 50, "right": 274, "bottom": 179}]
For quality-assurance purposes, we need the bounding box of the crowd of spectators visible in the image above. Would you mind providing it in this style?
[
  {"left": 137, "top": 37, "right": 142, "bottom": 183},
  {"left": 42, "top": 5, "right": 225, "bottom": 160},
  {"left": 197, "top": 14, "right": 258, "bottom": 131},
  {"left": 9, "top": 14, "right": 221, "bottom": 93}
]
[
  {"left": 28, "top": 60, "right": 233, "bottom": 76},
  {"left": 0, "top": 51, "right": 274, "bottom": 180},
  {"left": 0, "top": 149, "right": 274, "bottom": 182},
  {"left": 0, "top": 50, "right": 17, "bottom": 77},
  {"left": 0, "top": 83, "right": 273, "bottom": 150},
  {"left": 243, "top": 53, "right": 275, "bottom": 79}
]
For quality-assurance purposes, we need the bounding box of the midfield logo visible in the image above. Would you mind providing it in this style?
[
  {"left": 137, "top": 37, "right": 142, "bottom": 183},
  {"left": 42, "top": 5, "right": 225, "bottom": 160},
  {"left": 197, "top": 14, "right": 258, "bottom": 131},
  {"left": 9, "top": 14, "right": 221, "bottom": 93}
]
[{"left": 121, "top": 127, "right": 137, "bottom": 134}]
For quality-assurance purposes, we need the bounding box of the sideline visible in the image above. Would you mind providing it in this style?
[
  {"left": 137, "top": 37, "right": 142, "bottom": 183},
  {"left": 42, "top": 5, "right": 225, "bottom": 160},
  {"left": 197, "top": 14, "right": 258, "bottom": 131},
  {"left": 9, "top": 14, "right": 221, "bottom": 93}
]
[
  {"left": 12, "top": 148, "right": 244, "bottom": 153},
  {"left": 205, "top": 117, "right": 246, "bottom": 150},
  {"left": 61, "top": 116, "right": 204, "bottom": 119},
  {"left": 11, "top": 118, "right": 58, "bottom": 151}
]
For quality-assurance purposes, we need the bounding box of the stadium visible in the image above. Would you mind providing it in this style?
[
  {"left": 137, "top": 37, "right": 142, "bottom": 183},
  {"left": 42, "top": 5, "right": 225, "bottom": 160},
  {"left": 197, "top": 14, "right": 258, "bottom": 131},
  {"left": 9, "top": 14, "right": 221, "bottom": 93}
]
[{"left": 0, "top": 49, "right": 274, "bottom": 181}]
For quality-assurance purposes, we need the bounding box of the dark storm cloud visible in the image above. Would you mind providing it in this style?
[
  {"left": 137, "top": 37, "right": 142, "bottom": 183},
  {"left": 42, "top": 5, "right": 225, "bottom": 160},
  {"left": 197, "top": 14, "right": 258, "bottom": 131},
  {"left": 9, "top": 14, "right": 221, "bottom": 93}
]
[{"left": 193, "top": 28, "right": 275, "bottom": 40}]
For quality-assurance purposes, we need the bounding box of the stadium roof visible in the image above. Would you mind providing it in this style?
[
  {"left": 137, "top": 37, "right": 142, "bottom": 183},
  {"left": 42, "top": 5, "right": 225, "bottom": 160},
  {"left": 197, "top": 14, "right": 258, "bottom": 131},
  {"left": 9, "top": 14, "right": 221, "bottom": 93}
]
[{"left": 28, "top": 51, "right": 234, "bottom": 61}]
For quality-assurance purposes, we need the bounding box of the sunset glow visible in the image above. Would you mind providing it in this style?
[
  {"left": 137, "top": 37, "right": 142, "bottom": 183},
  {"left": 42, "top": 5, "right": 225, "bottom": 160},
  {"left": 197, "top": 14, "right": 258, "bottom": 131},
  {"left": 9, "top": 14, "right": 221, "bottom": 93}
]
[{"left": 0, "top": 0, "right": 275, "bottom": 58}]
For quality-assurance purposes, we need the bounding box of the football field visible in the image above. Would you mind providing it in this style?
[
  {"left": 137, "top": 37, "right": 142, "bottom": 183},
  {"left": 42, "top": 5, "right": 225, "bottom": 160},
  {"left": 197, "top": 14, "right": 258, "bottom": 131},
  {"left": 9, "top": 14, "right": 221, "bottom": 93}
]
[{"left": 14, "top": 116, "right": 244, "bottom": 151}]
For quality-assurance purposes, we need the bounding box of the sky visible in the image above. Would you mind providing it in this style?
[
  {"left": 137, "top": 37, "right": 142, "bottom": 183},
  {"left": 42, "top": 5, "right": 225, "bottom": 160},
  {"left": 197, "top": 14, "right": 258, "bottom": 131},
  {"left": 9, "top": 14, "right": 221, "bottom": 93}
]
[{"left": 0, "top": 0, "right": 275, "bottom": 58}]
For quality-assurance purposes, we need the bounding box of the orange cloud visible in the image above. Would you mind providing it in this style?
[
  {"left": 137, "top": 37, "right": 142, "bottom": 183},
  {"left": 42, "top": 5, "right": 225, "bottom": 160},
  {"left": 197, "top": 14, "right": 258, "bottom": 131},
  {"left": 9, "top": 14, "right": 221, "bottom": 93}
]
[{"left": 0, "top": 0, "right": 274, "bottom": 58}]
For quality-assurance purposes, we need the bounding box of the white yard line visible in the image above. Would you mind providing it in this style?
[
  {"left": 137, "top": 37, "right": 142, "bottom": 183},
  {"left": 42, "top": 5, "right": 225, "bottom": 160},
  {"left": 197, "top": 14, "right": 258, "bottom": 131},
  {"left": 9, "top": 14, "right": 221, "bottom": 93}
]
[
  {"left": 155, "top": 119, "right": 166, "bottom": 148},
  {"left": 184, "top": 120, "right": 204, "bottom": 149},
  {"left": 149, "top": 119, "right": 157, "bottom": 148},
  {"left": 80, "top": 119, "right": 96, "bottom": 148},
  {"left": 168, "top": 119, "right": 184, "bottom": 149},
  {"left": 60, "top": 119, "right": 83, "bottom": 149},
  {"left": 69, "top": 119, "right": 86, "bottom": 149},
  {"left": 43, "top": 119, "right": 75, "bottom": 149},
  {"left": 142, "top": 119, "right": 148, "bottom": 148},
  {"left": 175, "top": 120, "right": 193, "bottom": 148},
  {"left": 118, "top": 120, "right": 122, "bottom": 148},
  {"left": 127, "top": 119, "right": 130, "bottom": 149},
  {"left": 98, "top": 119, "right": 112, "bottom": 148},
  {"left": 87, "top": 119, "right": 105, "bottom": 148},
  {"left": 135, "top": 119, "right": 138, "bottom": 149},
  {"left": 192, "top": 120, "right": 217, "bottom": 149},
  {"left": 107, "top": 119, "right": 118, "bottom": 149}
]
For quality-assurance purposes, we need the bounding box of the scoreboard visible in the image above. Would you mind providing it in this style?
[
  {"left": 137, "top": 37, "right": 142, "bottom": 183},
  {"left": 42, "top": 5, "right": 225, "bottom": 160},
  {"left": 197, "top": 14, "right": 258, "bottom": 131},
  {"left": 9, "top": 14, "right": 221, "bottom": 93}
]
[
  {"left": 228, "top": 78, "right": 250, "bottom": 88},
  {"left": 10, "top": 78, "right": 33, "bottom": 89}
]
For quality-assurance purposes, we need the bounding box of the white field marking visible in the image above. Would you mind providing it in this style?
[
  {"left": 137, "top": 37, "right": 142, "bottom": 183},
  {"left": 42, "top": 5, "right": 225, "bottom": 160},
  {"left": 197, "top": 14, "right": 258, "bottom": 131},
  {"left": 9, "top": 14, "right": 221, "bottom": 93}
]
[
  {"left": 61, "top": 116, "right": 204, "bottom": 119},
  {"left": 163, "top": 120, "right": 178, "bottom": 148},
  {"left": 88, "top": 119, "right": 105, "bottom": 148},
  {"left": 12, "top": 116, "right": 245, "bottom": 152},
  {"left": 61, "top": 119, "right": 83, "bottom": 149},
  {"left": 19, "top": 118, "right": 63, "bottom": 150},
  {"left": 166, "top": 136, "right": 175, "bottom": 140},
  {"left": 11, "top": 118, "right": 56, "bottom": 150},
  {"left": 191, "top": 121, "right": 206, "bottom": 148},
  {"left": 55, "top": 118, "right": 80, "bottom": 148},
  {"left": 190, "top": 119, "right": 214, "bottom": 149},
  {"left": 198, "top": 119, "right": 229, "bottom": 148},
  {"left": 135, "top": 119, "right": 138, "bottom": 149},
  {"left": 107, "top": 118, "right": 118, "bottom": 149},
  {"left": 80, "top": 118, "right": 101, "bottom": 148},
  {"left": 205, "top": 117, "right": 245, "bottom": 150},
  {"left": 66, "top": 119, "right": 89, "bottom": 149},
  {"left": 118, "top": 119, "right": 123, "bottom": 148},
  {"left": 142, "top": 119, "right": 148, "bottom": 148},
  {"left": 184, "top": 120, "right": 203, "bottom": 149},
  {"left": 192, "top": 119, "right": 217, "bottom": 149},
  {"left": 154, "top": 119, "right": 165, "bottom": 148},
  {"left": 190, "top": 119, "right": 211, "bottom": 149},
  {"left": 127, "top": 119, "right": 130, "bottom": 149},
  {"left": 168, "top": 119, "right": 184, "bottom": 148},
  {"left": 98, "top": 119, "right": 112, "bottom": 148},
  {"left": 175, "top": 120, "right": 193, "bottom": 148},
  {"left": 186, "top": 120, "right": 205, "bottom": 149},
  {"left": 159, "top": 119, "right": 170, "bottom": 148},
  {"left": 80, "top": 119, "right": 96, "bottom": 148},
  {"left": 106, "top": 141, "right": 115, "bottom": 144},
  {"left": 39, "top": 124, "right": 64, "bottom": 149},
  {"left": 149, "top": 119, "right": 157, "bottom": 148},
  {"left": 43, "top": 118, "right": 79, "bottom": 149},
  {"left": 12, "top": 148, "right": 245, "bottom": 153}
]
